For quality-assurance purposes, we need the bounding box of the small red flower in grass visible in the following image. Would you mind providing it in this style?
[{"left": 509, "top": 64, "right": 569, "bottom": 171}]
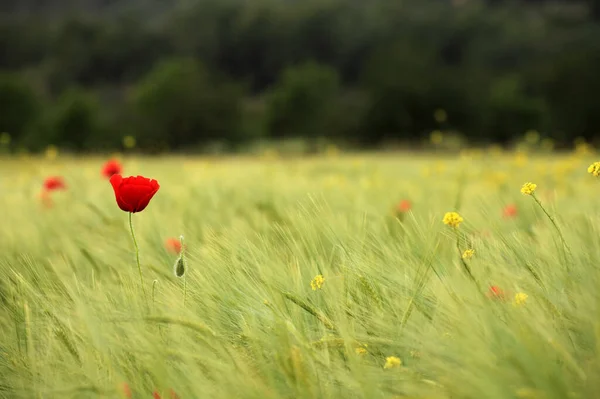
[
  {"left": 396, "top": 199, "right": 412, "bottom": 213},
  {"left": 122, "top": 382, "right": 132, "bottom": 398},
  {"left": 153, "top": 391, "right": 162, "bottom": 399},
  {"left": 487, "top": 285, "right": 505, "bottom": 301},
  {"left": 503, "top": 204, "right": 518, "bottom": 218},
  {"left": 165, "top": 238, "right": 182, "bottom": 254},
  {"left": 102, "top": 159, "right": 123, "bottom": 179},
  {"left": 43, "top": 176, "right": 66, "bottom": 191},
  {"left": 110, "top": 175, "right": 160, "bottom": 213}
]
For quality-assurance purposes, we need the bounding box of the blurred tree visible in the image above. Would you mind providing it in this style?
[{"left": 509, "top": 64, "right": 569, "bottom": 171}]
[
  {"left": 0, "top": 73, "right": 41, "bottom": 141},
  {"left": 130, "top": 58, "right": 244, "bottom": 151},
  {"left": 49, "top": 89, "right": 102, "bottom": 150},
  {"left": 542, "top": 44, "right": 600, "bottom": 140},
  {"left": 0, "top": 19, "right": 50, "bottom": 69},
  {"left": 46, "top": 16, "right": 171, "bottom": 93},
  {"left": 482, "top": 75, "right": 546, "bottom": 143},
  {"left": 360, "top": 39, "right": 440, "bottom": 143},
  {"left": 1, "top": 0, "right": 599, "bottom": 151},
  {"left": 266, "top": 62, "right": 341, "bottom": 142}
]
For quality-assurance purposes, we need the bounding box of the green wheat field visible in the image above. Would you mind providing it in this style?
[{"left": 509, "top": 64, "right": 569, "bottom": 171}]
[{"left": 2, "top": 149, "right": 600, "bottom": 399}]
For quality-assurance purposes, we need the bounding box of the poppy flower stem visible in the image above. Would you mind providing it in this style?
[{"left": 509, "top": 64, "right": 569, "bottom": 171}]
[{"left": 128, "top": 212, "right": 147, "bottom": 301}]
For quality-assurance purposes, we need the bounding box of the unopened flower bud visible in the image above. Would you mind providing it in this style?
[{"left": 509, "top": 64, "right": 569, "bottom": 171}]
[{"left": 174, "top": 256, "right": 186, "bottom": 278}]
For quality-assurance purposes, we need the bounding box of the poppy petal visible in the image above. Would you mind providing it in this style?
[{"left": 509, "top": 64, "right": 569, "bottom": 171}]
[{"left": 110, "top": 174, "right": 159, "bottom": 213}]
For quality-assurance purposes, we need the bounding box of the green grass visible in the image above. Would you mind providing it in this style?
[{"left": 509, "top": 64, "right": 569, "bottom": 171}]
[{"left": 1, "top": 151, "right": 600, "bottom": 399}]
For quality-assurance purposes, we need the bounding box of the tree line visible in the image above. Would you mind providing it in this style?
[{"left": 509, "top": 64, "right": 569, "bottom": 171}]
[{"left": 1, "top": 0, "right": 600, "bottom": 153}]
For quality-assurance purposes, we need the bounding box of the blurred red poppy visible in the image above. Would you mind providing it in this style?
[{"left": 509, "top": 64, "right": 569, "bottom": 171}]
[
  {"left": 396, "top": 199, "right": 412, "bottom": 213},
  {"left": 165, "top": 238, "right": 182, "bottom": 254},
  {"left": 110, "top": 175, "right": 160, "bottom": 213},
  {"left": 503, "top": 204, "right": 518, "bottom": 218},
  {"left": 487, "top": 285, "right": 505, "bottom": 300},
  {"left": 122, "top": 382, "right": 132, "bottom": 398},
  {"left": 102, "top": 159, "right": 123, "bottom": 179},
  {"left": 153, "top": 391, "right": 162, "bottom": 399},
  {"left": 43, "top": 176, "right": 66, "bottom": 191}
]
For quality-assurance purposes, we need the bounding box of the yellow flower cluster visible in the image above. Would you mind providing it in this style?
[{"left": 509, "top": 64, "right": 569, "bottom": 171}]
[
  {"left": 443, "top": 212, "right": 463, "bottom": 228},
  {"left": 462, "top": 249, "right": 475, "bottom": 260},
  {"left": 383, "top": 356, "right": 402, "bottom": 369},
  {"left": 310, "top": 274, "right": 325, "bottom": 291},
  {"left": 514, "top": 292, "right": 528, "bottom": 307},
  {"left": 520, "top": 182, "right": 537, "bottom": 195},
  {"left": 588, "top": 162, "right": 600, "bottom": 177}
]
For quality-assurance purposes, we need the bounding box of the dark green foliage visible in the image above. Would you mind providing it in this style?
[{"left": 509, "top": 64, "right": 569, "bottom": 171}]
[
  {"left": 50, "top": 89, "right": 102, "bottom": 150},
  {"left": 0, "top": 73, "right": 41, "bottom": 141},
  {"left": 266, "top": 62, "right": 340, "bottom": 140},
  {"left": 130, "top": 58, "right": 244, "bottom": 151},
  {"left": 0, "top": 0, "right": 599, "bottom": 152}
]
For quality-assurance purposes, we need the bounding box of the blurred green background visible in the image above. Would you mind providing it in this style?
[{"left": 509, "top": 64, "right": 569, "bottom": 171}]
[{"left": 1, "top": 0, "right": 600, "bottom": 154}]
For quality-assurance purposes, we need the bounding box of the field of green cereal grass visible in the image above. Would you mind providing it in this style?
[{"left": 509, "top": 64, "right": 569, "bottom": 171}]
[{"left": 2, "top": 150, "right": 600, "bottom": 399}]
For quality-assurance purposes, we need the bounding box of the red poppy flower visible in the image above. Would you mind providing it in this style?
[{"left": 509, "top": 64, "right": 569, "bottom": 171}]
[
  {"left": 153, "top": 391, "right": 162, "bottom": 399},
  {"left": 487, "top": 285, "right": 505, "bottom": 301},
  {"left": 503, "top": 204, "right": 518, "bottom": 218},
  {"left": 43, "top": 176, "right": 66, "bottom": 191},
  {"left": 165, "top": 238, "right": 182, "bottom": 254},
  {"left": 110, "top": 174, "right": 160, "bottom": 213},
  {"left": 122, "top": 382, "right": 132, "bottom": 398},
  {"left": 102, "top": 159, "right": 123, "bottom": 179},
  {"left": 397, "top": 199, "right": 412, "bottom": 213}
]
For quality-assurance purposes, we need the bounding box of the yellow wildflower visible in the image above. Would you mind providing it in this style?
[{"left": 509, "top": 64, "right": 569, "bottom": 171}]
[
  {"left": 310, "top": 275, "right": 325, "bottom": 291},
  {"left": 587, "top": 162, "right": 600, "bottom": 177},
  {"left": 462, "top": 249, "right": 475, "bottom": 260},
  {"left": 514, "top": 292, "right": 528, "bottom": 307},
  {"left": 383, "top": 356, "right": 402, "bottom": 369},
  {"left": 520, "top": 182, "right": 537, "bottom": 195},
  {"left": 443, "top": 212, "right": 463, "bottom": 228},
  {"left": 123, "top": 135, "right": 136, "bottom": 149}
]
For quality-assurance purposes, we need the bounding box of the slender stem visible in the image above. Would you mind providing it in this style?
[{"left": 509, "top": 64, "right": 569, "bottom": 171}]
[
  {"left": 183, "top": 274, "right": 187, "bottom": 306},
  {"left": 152, "top": 280, "right": 158, "bottom": 309},
  {"left": 129, "top": 212, "right": 147, "bottom": 300},
  {"left": 532, "top": 194, "right": 572, "bottom": 264}
]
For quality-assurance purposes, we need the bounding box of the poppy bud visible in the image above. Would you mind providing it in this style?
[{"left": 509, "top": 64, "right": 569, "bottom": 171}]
[{"left": 174, "top": 255, "right": 186, "bottom": 278}]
